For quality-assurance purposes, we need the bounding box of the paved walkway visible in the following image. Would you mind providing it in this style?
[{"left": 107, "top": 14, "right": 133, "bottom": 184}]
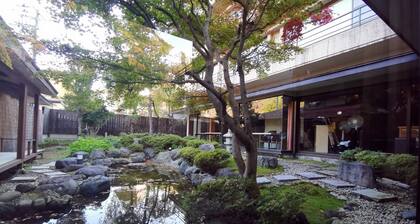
[{"left": 257, "top": 159, "right": 415, "bottom": 224}]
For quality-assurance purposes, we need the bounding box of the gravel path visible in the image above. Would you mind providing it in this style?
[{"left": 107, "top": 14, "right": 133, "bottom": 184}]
[{"left": 273, "top": 159, "right": 416, "bottom": 224}]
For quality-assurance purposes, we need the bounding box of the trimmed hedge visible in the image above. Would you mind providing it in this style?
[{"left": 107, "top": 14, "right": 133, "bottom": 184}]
[{"left": 119, "top": 135, "right": 134, "bottom": 147}]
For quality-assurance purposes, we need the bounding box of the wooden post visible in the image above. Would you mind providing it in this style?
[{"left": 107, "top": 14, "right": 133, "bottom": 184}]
[
  {"left": 286, "top": 97, "right": 300, "bottom": 156},
  {"left": 33, "top": 94, "right": 39, "bottom": 153},
  {"left": 17, "top": 84, "right": 27, "bottom": 160}
]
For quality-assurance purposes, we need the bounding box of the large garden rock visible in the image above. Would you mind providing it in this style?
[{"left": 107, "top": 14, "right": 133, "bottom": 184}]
[
  {"left": 76, "top": 165, "right": 108, "bottom": 177},
  {"left": 72, "top": 151, "right": 89, "bottom": 160},
  {"left": 16, "top": 198, "right": 32, "bottom": 210},
  {"left": 257, "top": 156, "right": 278, "bottom": 168},
  {"left": 79, "top": 175, "right": 110, "bottom": 197},
  {"left": 55, "top": 157, "right": 78, "bottom": 169},
  {"left": 15, "top": 183, "right": 36, "bottom": 193},
  {"left": 199, "top": 144, "right": 215, "bottom": 151},
  {"left": 0, "top": 202, "right": 16, "bottom": 219},
  {"left": 215, "top": 168, "right": 236, "bottom": 177},
  {"left": 47, "top": 194, "right": 72, "bottom": 209},
  {"left": 170, "top": 149, "right": 181, "bottom": 160},
  {"left": 178, "top": 160, "right": 190, "bottom": 174},
  {"left": 61, "top": 164, "right": 85, "bottom": 172},
  {"left": 190, "top": 173, "right": 214, "bottom": 185},
  {"left": 119, "top": 148, "right": 131, "bottom": 157},
  {"left": 185, "top": 166, "right": 201, "bottom": 177},
  {"left": 130, "top": 152, "right": 146, "bottom": 163},
  {"left": 32, "top": 198, "right": 47, "bottom": 211},
  {"left": 0, "top": 191, "right": 21, "bottom": 202},
  {"left": 111, "top": 158, "right": 130, "bottom": 166},
  {"left": 38, "top": 176, "right": 79, "bottom": 195},
  {"left": 144, "top": 147, "right": 155, "bottom": 159},
  {"left": 153, "top": 151, "right": 172, "bottom": 164},
  {"left": 92, "top": 158, "right": 113, "bottom": 167},
  {"left": 338, "top": 161, "right": 376, "bottom": 188},
  {"left": 90, "top": 150, "right": 106, "bottom": 160},
  {"left": 108, "top": 150, "right": 122, "bottom": 158}
]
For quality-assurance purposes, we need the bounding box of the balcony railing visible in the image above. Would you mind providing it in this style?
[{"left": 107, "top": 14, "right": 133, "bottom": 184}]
[{"left": 297, "top": 4, "right": 378, "bottom": 47}]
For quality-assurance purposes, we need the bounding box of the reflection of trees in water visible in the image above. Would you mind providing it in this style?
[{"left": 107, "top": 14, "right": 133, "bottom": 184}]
[{"left": 102, "top": 182, "right": 182, "bottom": 224}]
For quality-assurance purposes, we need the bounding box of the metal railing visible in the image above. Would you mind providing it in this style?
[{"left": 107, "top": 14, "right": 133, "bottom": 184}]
[{"left": 297, "top": 4, "right": 379, "bottom": 47}]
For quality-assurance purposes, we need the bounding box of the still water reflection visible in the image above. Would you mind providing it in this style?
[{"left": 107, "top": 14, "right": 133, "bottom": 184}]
[{"left": 45, "top": 167, "right": 189, "bottom": 224}]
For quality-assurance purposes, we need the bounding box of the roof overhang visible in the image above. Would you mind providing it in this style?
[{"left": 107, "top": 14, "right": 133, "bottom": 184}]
[
  {"left": 364, "top": 0, "right": 420, "bottom": 55},
  {"left": 238, "top": 52, "right": 418, "bottom": 101}
]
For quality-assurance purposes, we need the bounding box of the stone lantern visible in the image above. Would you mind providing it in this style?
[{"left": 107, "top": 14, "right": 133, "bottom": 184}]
[{"left": 223, "top": 129, "right": 233, "bottom": 152}]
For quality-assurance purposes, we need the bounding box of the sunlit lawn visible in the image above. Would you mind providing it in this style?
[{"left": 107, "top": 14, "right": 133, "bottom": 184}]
[{"left": 226, "top": 157, "right": 284, "bottom": 176}]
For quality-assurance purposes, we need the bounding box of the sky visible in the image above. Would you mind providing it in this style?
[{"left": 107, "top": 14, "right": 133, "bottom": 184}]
[{"left": 0, "top": 0, "right": 193, "bottom": 93}]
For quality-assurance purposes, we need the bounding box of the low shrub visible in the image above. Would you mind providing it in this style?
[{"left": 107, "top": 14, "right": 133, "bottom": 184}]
[
  {"left": 179, "top": 147, "right": 201, "bottom": 164},
  {"left": 384, "top": 153, "right": 417, "bottom": 186},
  {"left": 183, "top": 136, "right": 198, "bottom": 141},
  {"left": 185, "top": 138, "right": 221, "bottom": 148},
  {"left": 186, "top": 139, "right": 209, "bottom": 148},
  {"left": 340, "top": 148, "right": 362, "bottom": 161},
  {"left": 193, "top": 149, "right": 231, "bottom": 174},
  {"left": 182, "top": 177, "right": 258, "bottom": 224},
  {"left": 69, "top": 137, "right": 112, "bottom": 153},
  {"left": 140, "top": 134, "right": 186, "bottom": 152},
  {"left": 128, "top": 143, "right": 144, "bottom": 152},
  {"left": 106, "top": 136, "right": 122, "bottom": 148},
  {"left": 119, "top": 135, "right": 134, "bottom": 147},
  {"left": 354, "top": 150, "right": 387, "bottom": 169}
]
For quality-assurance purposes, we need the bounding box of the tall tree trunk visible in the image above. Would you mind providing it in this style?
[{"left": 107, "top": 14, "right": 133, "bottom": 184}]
[
  {"left": 232, "top": 133, "right": 246, "bottom": 175},
  {"left": 245, "top": 143, "right": 258, "bottom": 179},
  {"left": 148, "top": 95, "right": 153, "bottom": 134}
]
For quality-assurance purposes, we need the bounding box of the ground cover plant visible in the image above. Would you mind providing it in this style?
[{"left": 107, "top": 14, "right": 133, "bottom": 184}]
[
  {"left": 68, "top": 137, "right": 113, "bottom": 153},
  {"left": 38, "top": 138, "right": 74, "bottom": 148}
]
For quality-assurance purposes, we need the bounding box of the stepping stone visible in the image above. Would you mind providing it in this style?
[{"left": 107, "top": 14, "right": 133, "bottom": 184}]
[
  {"left": 273, "top": 174, "right": 299, "bottom": 182},
  {"left": 10, "top": 176, "right": 38, "bottom": 182},
  {"left": 320, "top": 179, "right": 355, "bottom": 188},
  {"left": 315, "top": 170, "right": 337, "bottom": 176},
  {"left": 257, "top": 177, "right": 272, "bottom": 185},
  {"left": 31, "top": 165, "right": 52, "bottom": 170},
  {"left": 44, "top": 171, "right": 69, "bottom": 178},
  {"left": 353, "top": 189, "right": 397, "bottom": 202},
  {"left": 297, "top": 172, "right": 326, "bottom": 180},
  {"left": 31, "top": 169, "right": 55, "bottom": 173}
]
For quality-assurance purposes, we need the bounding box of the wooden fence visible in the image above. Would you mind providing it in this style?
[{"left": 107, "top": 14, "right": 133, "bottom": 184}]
[
  {"left": 43, "top": 109, "right": 187, "bottom": 136},
  {"left": 43, "top": 109, "right": 79, "bottom": 135},
  {"left": 98, "top": 115, "right": 187, "bottom": 136}
]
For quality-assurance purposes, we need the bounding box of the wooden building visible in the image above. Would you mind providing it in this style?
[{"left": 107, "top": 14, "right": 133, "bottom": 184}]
[{"left": 0, "top": 17, "right": 58, "bottom": 173}]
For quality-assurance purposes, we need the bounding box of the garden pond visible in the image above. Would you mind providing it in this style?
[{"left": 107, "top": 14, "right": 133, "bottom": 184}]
[{"left": 23, "top": 166, "right": 190, "bottom": 224}]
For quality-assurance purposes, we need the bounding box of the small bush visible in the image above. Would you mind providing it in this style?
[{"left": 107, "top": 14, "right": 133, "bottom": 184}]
[
  {"left": 340, "top": 148, "right": 362, "bottom": 161},
  {"left": 179, "top": 147, "right": 201, "bottom": 164},
  {"left": 354, "top": 150, "right": 387, "bottom": 169},
  {"left": 69, "top": 137, "right": 112, "bottom": 153},
  {"left": 128, "top": 143, "right": 144, "bottom": 152},
  {"left": 193, "top": 149, "right": 231, "bottom": 174},
  {"left": 182, "top": 177, "right": 258, "bottom": 224},
  {"left": 119, "top": 135, "right": 134, "bottom": 147}
]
